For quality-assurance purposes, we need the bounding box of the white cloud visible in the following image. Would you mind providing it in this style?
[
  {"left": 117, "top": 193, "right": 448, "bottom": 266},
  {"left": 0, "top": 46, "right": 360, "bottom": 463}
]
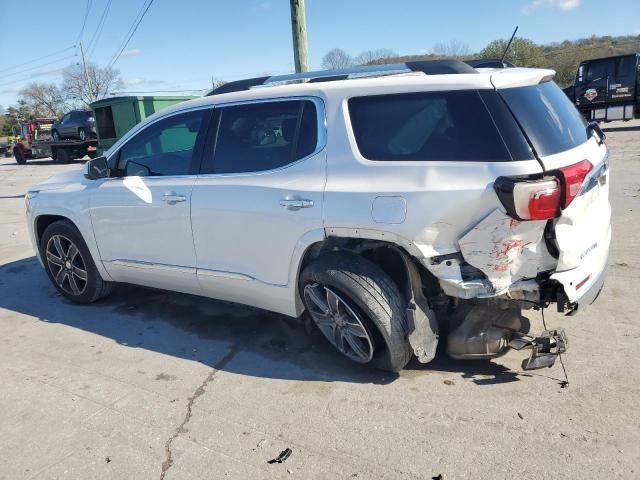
[
  {"left": 524, "top": 0, "right": 581, "bottom": 13},
  {"left": 122, "top": 48, "right": 142, "bottom": 57}
]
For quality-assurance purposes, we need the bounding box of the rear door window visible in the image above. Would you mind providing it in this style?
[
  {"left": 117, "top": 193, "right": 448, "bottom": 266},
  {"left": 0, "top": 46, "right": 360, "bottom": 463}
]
[
  {"left": 347, "top": 90, "right": 513, "bottom": 162},
  {"left": 499, "top": 81, "right": 588, "bottom": 157},
  {"left": 206, "top": 100, "right": 318, "bottom": 174}
]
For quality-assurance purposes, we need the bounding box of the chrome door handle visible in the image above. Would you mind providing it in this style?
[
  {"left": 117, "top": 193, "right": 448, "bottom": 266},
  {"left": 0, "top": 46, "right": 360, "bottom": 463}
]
[
  {"left": 280, "top": 198, "right": 314, "bottom": 210},
  {"left": 162, "top": 192, "right": 187, "bottom": 205}
]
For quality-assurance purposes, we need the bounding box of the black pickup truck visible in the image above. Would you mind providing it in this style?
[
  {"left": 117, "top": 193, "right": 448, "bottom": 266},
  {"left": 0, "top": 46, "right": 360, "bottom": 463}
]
[{"left": 563, "top": 53, "right": 639, "bottom": 122}]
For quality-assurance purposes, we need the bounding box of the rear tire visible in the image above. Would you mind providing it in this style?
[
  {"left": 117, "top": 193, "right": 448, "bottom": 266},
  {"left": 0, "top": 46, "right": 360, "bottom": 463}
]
[
  {"left": 41, "top": 220, "right": 113, "bottom": 304},
  {"left": 14, "top": 149, "right": 26, "bottom": 165},
  {"left": 78, "top": 128, "right": 86, "bottom": 141},
  {"left": 300, "top": 252, "right": 412, "bottom": 372}
]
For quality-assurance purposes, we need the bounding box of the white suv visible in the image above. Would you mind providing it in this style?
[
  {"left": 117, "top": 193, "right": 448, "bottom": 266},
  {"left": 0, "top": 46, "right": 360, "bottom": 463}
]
[{"left": 26, "top": 60, "right": 610, "bottom": 372}]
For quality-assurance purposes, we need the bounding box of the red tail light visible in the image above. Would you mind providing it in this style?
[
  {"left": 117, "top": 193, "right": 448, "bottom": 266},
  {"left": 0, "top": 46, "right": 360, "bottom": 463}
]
[
  {"left": 527, "top": 181, "right": 561, "bottom": 220},
  {"left": 559, "top": 160, "right": 592, "bottom": 208}
]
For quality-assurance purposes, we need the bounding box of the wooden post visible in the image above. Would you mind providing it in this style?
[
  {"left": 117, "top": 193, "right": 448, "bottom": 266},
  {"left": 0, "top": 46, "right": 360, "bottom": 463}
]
[{"left": 289, "top": 0, "right": 309, "bottom": 72}]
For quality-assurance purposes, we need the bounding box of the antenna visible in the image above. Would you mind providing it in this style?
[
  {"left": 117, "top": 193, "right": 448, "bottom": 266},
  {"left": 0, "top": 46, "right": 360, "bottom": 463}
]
[{"left": 500, "top": 26, "right": 519, "bottom": 63}]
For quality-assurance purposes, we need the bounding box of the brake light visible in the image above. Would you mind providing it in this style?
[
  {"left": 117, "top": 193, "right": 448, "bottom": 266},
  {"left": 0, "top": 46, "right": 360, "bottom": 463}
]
[
  {"left": 527, "top": 181, "right": 561, "bottom": 220},
  {"left": 495, "top": 177, "right": 561, "bottom": 221},
  {"left": 559, "top": 160, "right": 592, "bottom": 208}
]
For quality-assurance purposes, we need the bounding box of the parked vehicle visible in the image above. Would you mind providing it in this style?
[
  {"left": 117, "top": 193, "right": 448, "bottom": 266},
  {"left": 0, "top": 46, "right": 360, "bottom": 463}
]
[
  {"left": 563, "top": 53, "right": 639, "bottom": 122},
  {"left": 13, "top": 137, "right": 98, "bottom": 164},
  {"left": 26, "top": 60, "right": 610, "bottom": 372},
  {"left": 51, "top": 110, "right": 96, "bottom": 141}
]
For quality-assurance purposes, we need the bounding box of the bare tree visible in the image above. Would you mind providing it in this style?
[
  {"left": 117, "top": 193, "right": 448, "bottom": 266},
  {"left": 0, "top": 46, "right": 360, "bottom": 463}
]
[
  {"left": 432, "top": 39, "right": 471, "bottom": 57},
  {"left": 19, "top": 83, "right": 67, "bottom": 118},
  {"left": 62, "top": 62, "right": 123, "bottom": 108},
  {"left": 321, "top": 48, "right": 353, "bottom": 70},
  {"left": 354, "top": 48, "right": 398, "bottom": 65}
]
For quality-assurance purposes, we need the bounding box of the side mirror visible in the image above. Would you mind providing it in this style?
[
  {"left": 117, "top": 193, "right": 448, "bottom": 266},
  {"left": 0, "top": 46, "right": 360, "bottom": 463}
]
[{"left": 84, "top": 156, "right": 109, "bottom": 180}]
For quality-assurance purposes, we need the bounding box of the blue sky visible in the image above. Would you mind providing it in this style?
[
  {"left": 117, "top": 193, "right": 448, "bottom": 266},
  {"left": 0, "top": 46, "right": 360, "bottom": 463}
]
[{"left": 1, "top": 0, "right": 638, "bottom": 108}]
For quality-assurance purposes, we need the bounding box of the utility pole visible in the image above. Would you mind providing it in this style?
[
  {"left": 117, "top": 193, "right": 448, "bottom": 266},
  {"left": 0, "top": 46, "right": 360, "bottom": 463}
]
[
  {"left": 289, "top": 0, "right": 309, "bottom": 72},
  {"left": 79, "top": 43, "right": 94, "bottom": 103}
]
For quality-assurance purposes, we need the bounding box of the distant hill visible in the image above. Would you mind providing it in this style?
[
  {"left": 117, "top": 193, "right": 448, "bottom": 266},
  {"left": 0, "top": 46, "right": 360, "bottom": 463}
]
[{"left": 366, "top": 34, "right": 640, "bottom": 87}]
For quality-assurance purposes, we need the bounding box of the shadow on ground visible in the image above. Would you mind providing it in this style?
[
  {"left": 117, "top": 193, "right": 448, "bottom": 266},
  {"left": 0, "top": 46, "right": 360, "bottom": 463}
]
[
  {"left": 0, "top": 256, "right": 525, "bottom": 385},
  {"left": 602, "top": 124, "right": 640, "bottom": 133}
]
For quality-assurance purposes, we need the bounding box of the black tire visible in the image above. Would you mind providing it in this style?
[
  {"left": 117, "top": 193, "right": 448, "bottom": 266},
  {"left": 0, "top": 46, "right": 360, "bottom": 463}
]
[
  {"left": 51, "top": 147, "right": 57, "bottom": 161},
  {"left": 300, "top": 252, "right": 412, "bottom": 372},
  {"left": 78, "top": 128, "right": 86, "bottom": 141},
  {"left": 41, "top": 219, "right": 113, "bottom": 304},
  {"left": 56, "top": 147, "right": 72, "bottom": 164},
  {"left": 14, "top": 149, "right": 26, "bottom": 165},
  {"left": 51, "top": 130, "right": 60, "bottom": 141}
]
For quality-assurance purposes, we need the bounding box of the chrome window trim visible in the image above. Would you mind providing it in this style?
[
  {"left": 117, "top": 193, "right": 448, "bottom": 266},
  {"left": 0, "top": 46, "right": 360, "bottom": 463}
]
[
  {"left": 106, "top": 96, "right": 326, "bottom": 179},
  {"left": 202, "top": 95, "right": 327, "bottom": 177}
]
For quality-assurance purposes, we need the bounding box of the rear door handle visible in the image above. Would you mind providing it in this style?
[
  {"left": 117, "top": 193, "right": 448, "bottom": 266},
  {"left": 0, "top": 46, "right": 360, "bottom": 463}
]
[
  {"left": 280, "top": 198, "right": 314, "bottom": 210},
  {"left": 162, "top": 192, "right": 187, "bottom": 205}
]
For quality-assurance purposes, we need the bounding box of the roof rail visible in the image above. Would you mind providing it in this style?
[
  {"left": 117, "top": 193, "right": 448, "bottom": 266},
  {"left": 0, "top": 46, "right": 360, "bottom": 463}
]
[{"left": 207, "top": 59, "right": 477, "bottom": 96}]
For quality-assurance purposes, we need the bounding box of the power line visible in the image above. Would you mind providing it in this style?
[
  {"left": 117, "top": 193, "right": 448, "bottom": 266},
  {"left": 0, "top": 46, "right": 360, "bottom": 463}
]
[
  {"left": 87, "top": 0, "right": 114, "bottom": 59},
  {"left": 108, "top": 0, "right": 156, "bottom": 69},
  {"left": 0, "top": 54, "right": 78, "bottom": 81},
  {"left": 76, "top": 0, "right": 94, "bottom": 46},
  {"left": 3, "top": 46, "right": 76, "bottom": 74},
  {"left": 0, "top": 56, "right": 78, "bottom": 88}
]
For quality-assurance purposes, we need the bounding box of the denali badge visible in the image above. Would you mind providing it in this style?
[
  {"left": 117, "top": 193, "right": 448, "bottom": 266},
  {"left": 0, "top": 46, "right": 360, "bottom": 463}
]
[{"left": 584, "top": 88, "right": 598, "bottom": 101}]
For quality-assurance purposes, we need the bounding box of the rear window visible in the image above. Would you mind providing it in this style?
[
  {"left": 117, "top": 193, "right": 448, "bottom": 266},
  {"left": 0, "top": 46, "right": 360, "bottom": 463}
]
[
  {"left": 348, "top": 90, "right": 512, "bottom": 162},
  {"left": 499, "top": 81, "right": 588, "bottom": 157}
]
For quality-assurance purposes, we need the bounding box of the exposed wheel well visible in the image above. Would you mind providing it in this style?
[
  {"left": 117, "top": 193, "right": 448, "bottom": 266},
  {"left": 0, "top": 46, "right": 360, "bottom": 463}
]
[{"left": 297, "top": 237, "right": 440, "bottom": 303}]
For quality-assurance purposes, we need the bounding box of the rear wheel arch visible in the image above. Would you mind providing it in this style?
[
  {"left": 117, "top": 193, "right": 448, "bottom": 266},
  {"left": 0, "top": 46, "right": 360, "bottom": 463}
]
[{"left": 296, "top": 237, "right": 439, "bottom": 305}]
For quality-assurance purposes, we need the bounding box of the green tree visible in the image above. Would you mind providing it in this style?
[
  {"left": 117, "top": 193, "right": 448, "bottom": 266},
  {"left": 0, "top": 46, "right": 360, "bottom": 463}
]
[{"left": 480, "top": 38, "right": 545, "bottom": 67}]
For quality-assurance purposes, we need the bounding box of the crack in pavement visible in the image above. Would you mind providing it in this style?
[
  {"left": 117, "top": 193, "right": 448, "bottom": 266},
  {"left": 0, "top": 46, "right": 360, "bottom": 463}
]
[{"left": 159, "top": 347, "right": 238, "bottom": 480}]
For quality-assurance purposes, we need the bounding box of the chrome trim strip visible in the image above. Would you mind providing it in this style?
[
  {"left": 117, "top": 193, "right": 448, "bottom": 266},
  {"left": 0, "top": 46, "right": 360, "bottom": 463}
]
[
  {"left": 196, "top": 268, "right": 253, "bottom": 281},
  {"left": 110, "top": 259, "right": 195, "bottom": 274}
]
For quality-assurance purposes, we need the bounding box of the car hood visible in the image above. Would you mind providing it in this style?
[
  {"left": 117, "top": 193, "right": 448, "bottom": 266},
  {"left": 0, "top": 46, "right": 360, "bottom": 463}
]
[{"left": 31, "top": 168, "right": 87, "bottom": 192}]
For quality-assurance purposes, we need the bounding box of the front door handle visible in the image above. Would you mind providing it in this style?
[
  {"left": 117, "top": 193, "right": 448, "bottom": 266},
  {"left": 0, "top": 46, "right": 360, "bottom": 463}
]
[
  {"left": 162, "top": 192, "right": 187, "bottom": 205},
  {"left": 280, "top": 198, "right": 314, "bottom": 210}
]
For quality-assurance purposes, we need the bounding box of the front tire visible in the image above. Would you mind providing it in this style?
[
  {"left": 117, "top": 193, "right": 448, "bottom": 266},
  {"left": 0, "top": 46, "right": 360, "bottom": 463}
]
[
  {"left": 14, "top": 149, "right": 26, "bottom": 165},
  {"left": 41, "top": 220, "right": 113, "bottom": 304},
  {"left": 52, "top": 130, "right": 60, "bottom": 141},
  {"left": 300, "top": 252, "right": 412, "bottom": 372}
]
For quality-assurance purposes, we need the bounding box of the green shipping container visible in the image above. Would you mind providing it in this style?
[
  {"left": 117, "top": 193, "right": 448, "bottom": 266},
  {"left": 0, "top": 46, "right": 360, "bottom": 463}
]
[{"left": 90, "top": 96, "right": 196, "bottom": 153}]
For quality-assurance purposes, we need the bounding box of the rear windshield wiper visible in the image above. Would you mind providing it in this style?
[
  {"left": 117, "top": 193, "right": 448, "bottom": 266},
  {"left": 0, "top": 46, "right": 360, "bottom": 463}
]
[{"left": 586, "top": 121, "right": 606, "bottom": 145}]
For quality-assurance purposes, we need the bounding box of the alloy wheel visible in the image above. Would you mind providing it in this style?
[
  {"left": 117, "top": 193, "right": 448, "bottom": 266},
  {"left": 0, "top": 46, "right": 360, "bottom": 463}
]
[
  {"left": 304, "top": 283, "right": 374, "bottom": 363},
  {"left": 45, "top": 234, "right": 88, "bottom": 296}
]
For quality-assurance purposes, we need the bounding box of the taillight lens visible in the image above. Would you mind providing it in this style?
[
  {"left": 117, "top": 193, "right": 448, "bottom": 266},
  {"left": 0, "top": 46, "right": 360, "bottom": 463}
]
[
  {"left": 495, "top": 177, "right": 561, "bottom": 221},
  {"left": 559, "top": 160, "right": 592, "bottom": 208},
  {"left": 527, "top": 181, "right": 561, "bottom": 220}
]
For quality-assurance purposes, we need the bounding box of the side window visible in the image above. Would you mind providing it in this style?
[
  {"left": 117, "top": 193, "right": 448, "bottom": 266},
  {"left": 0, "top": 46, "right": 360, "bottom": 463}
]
[
  {"left": 348, "top": 90, "right": 512, "bottom": 162},
  {"left": 613, "top": 56, "right": 636, "bottom": 82},
  {"left": 61, "top": 113, "right": 71, "bottom": 123},
  {"left": 117, "top": 110, "right": 205, "bottom": 177},
  {"left": 95, "top": 106, "right": 116, "bottom": 139},
  {"left": 208, "top": 100, "right": 318, "bottom": 174},
  {"left": 586, "top": 59, "right": 611, "bottom": 82}
]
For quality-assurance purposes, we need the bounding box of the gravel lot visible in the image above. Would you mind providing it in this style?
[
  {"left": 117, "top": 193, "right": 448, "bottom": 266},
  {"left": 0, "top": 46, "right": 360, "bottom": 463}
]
[{"left": 1, "top": 122, "right": 639, "bottom": 479}]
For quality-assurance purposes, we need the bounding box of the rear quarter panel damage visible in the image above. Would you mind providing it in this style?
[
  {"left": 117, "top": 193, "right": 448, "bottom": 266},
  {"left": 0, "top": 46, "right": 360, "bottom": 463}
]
[{"left": 457, "top": 209, "right": 556, "bottom": 294}]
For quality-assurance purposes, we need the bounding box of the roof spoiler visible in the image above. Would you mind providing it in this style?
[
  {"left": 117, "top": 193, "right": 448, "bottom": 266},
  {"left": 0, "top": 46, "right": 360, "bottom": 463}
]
[
  {"left": 206, "top": 60, "right": 478, "bottom": 96},
  {"left": 465, "top": 58, "right": 515, "bottom": 69}
]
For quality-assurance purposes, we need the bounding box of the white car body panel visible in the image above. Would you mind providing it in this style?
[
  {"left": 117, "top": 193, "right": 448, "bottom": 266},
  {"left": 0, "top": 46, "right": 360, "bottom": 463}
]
[
  {"left": 89, "top": 175, "right": 201, "bottom": 294},
  {"left": 26, "top": 66, "right": 611, "bottom": 319}
]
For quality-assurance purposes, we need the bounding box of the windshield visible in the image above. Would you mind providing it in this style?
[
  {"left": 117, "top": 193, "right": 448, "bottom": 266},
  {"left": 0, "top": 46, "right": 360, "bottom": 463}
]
[{"left": 499, "top": 81, "right": 588, "bottom": 158}]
